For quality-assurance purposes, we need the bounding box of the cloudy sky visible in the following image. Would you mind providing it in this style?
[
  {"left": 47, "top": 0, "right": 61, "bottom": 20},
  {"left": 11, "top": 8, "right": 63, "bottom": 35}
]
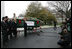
[
  {"left": 2, "top": 1, "right": 52, "bottom": 18},
  {"left": 1, "top": 1, "right": 71, "bottom": 19}
]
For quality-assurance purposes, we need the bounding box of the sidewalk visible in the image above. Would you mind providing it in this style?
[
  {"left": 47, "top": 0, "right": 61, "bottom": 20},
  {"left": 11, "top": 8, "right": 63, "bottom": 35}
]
[{"left": 41, "top": 25, "right": 60, "bottom": 28}]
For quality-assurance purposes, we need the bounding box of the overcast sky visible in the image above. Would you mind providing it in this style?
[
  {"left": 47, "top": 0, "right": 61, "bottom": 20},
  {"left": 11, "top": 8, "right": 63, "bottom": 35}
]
[
  {"left": 3, "top": 1, "right": 51, "bottom": 18},
  {"left": 1, "top": 1, "right": 71, "bottom": 19}
]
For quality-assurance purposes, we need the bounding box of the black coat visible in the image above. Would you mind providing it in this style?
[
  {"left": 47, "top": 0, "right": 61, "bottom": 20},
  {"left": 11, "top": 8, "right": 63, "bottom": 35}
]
[
  {"left": 12, "top": 22, "right": 17, "bottom": 30},
  {"left": 54, "top": 21, "right": 56, "bottom": 25},
  {"left": 24, "top": 22, "right": 27, "bottom": 29},
  {"left": 62, "top": 33, "right": 71, "bottom": 43},
  {"left": 5, "top": 20, "right": 10, "bottom": 29},
  {"left": 9, "top": 20, "right": 14, "bottom": 30},
  {"left": 1, "top": 21, "right": 8, "bottom": 35}
]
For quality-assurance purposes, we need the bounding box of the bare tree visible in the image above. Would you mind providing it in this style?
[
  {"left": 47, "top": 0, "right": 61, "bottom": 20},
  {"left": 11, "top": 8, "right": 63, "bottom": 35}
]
[{"left": 47, "top": 1, "right": 71, "bottom": 21}]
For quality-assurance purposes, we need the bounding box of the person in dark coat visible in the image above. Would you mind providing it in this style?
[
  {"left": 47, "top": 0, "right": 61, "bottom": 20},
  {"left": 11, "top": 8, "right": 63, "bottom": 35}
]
[
  {"left": 53, "top": 21, "right": 57, "bottom": 30},
  {"left": 12, "top": 19, "right": 17, "bottom": 38},
  {"left": 23, "top": 20, "right": 27, "bottom": 37},
  {"left": 5, "top": 16, "right": 10, "bottom": 40},
  {"left": 58, "top": 29, "right": 71, "bottom": 48},
  {"left": 66, "top": 18, "right": 71, "bottom": 33},
  {"left": 1, "top": 17, "right": 8, "bottom": 47},
  {"left": 8, "top": 19, "right": 14, "bottom": 39}
]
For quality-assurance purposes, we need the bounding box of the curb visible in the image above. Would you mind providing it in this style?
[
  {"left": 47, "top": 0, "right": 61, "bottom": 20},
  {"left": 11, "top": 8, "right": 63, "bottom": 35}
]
[{"left": 41, "top": 25, "right": 60, "bottom": 29}]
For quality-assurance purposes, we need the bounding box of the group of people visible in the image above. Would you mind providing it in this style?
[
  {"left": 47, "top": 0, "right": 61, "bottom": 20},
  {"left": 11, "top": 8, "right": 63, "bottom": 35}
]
[
  {"left": 57, "top": 17, "right": 71, "bottom": 48},
  {"left": 1, "top": 16, "right": 17, "bottom": 47},
  {"left": 1, "top": 16, "right": 28, "bottom": 47}
]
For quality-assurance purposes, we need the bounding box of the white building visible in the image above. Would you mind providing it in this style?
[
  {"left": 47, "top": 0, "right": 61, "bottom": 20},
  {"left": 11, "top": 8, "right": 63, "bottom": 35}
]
[{"left": 51, "top": 10, "right": 66, "bottom": 23}]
